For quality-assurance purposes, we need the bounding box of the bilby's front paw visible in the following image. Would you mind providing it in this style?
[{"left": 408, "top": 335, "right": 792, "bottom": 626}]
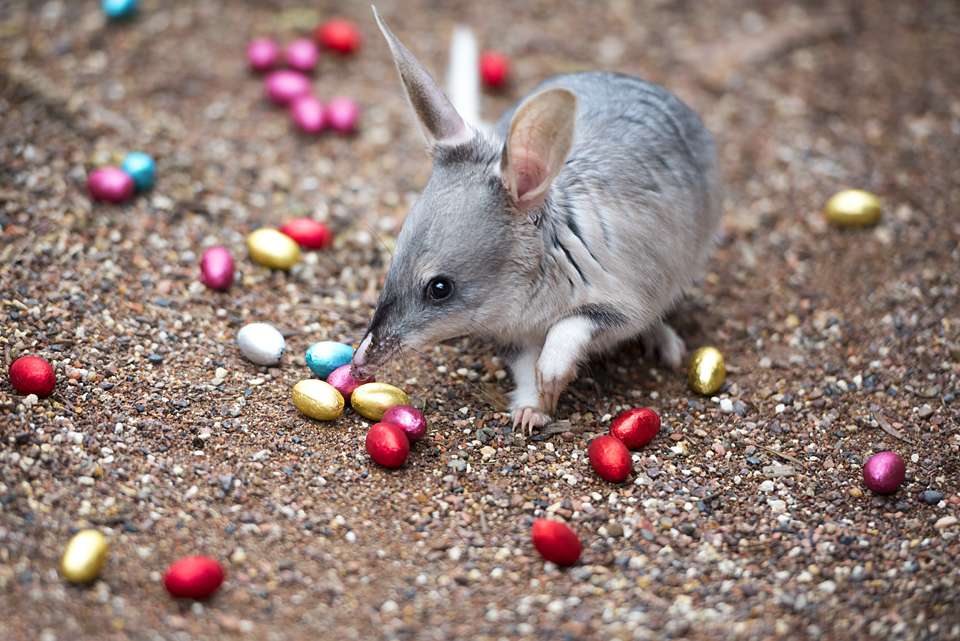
[
  {"left": 535, "top": 360, "right": 576, "bottom": 415},
  {"left": 511, "top": 406, "right": 552, "bottom": 435}
]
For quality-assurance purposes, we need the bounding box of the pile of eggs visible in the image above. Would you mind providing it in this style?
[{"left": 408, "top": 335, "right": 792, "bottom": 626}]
[
  {"left": 247, "top": 18, "right": 361, "bottom": 135},
  {"left": 87, "top": 151, "right": 155, "bottom": 204}
]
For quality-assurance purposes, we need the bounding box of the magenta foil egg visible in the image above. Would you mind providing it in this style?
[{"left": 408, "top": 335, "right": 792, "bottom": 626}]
[
  {"left": 325, "top": 96, "right": 359, "bottom": 133},
  {"left": 87, "top": 166, "right": 135, "bottom": 203},
  {"left": 265, "top": 70, "right": 311, "bottom": 106},
  {"left": 290, "top": 95, "right": 326, "bottom": 134},
  {"left": 326, "top": 364, "right": 372, "bottom": 398},
  {"left": 863, "top": 451, "right": 906, "bottom": 495},
  {"left": 200, "top": 246, "right": 234, "bottom": 291},
  {"left": 285, "top": 38, "right": 319, "bottom": 73},
  {"left": 382, "top": 405, "right": 427, "bottom": 442},
  {"left": 247, "top": 38, "right": 280, "bottom": 72}
]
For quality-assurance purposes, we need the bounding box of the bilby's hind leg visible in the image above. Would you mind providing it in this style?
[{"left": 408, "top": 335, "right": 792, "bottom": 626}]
[{"left": 640, "top": 321, "right": 686, "bottom": 369}]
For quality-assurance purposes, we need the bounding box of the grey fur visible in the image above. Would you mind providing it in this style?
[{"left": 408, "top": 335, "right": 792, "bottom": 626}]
[{"left": 354, "top": 15, "right": 721, "bottom": 429}]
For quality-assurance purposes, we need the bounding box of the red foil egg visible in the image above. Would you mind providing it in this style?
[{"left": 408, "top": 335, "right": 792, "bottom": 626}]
[
  {"left": 365, "top": 422, "right": 409, "bottom": 469},
  {"left": 279, "top": 217, "right": 332, "bottom": 249},
  {"left": 290, "top": 96, "right": 327, "bottom": 134},
  {"left": 163, "top": 556, "right": 224, "bottom": 600},
  {"left": 87, "top": 167, "right": 135, "bottom": 203},
  {"left": 588, "top": 435, "right": 632, "bottom": 483},
  {"left": 382, "top": 405, "right": 427, "bottom": 442},
  {"left": 285, "top": 38, "right": 319, "bottom": 73},
  {"left": 265, "top": 70, "right": 311, "bottom": 105},
  {"left": 326, "top": 364, "right": 372, "bottom": 398},
  {"left": 480, "top": 51, "right": 510, "bottom": 88},
  {"left": 610, "top": 407, "right": 660, "bottom": 450},
  {"left": 199, "top": 246, "right": 234, "bottom": 291},
  {"left": 247, "top": 38, "right": 280, "bottom": 72},
  {"left": 531, "top": 519, "right": 581, "bottom": 567},
  {"left": 325, "top": 96, "right": 359, "bottom": 133},
  {"left": 315, "top": 19, "right": 361, "bottom": 54},
  {"left": 9, "top": 355, "right": 56, "bottom": 397},
  {"left": 863, "top": 451, "right": 906, "bottom": 495}
]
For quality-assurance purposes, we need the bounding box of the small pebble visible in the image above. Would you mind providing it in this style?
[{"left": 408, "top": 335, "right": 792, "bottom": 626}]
[
  {"left": 365, "top": 422, "right": 409, "bottom": 469},
  {"left": 920, "top": 490, "right": 944, "bottom": 505},
  {"left": 121, "top": 151, "right": 156, "bottom": 191},
  {"left": 265, "top": 70, "right": 312, "bottom": 106},
  {"left": 934, "top": 516, "right": 957, "bottom": 530},
  {"left": 102, "top": 0, "right": 138, "bottom": 19},
  {"left": 87, "top": 167, "right": 135, "bottom": 204},
  {"left": 247, "top": 228, "right": 301, "bottom": 270},
  {"left": 325, "top": 97, "right": 359, "bottom": 133},
  {"left": 326, "top": 364, "right": 373, "bottom": 398},
  {"left": 351, "top": 382, "right": 410, "bottom": 421},
  {"left": 61, "top": 530, "right": 109, "bottom": 584},
  {"left": 531, "top": 519, "right": 581, "bottom": 567},
  {"left": 863, "top": 451, "right": 905, "bottom": 495},
  {"left": 247, "top": 38, "right": 280, "bottom": 72},
  {"left": 315, "top": 19, "right": 361, "bottom": 54},
  {"left": 688, "top": 346, "right": 726, "bottom": 396},
  {"left": 480, "top": 51, "right": 510, "bottom": 88},
  {"left": 279, "top": 217, "right": 332, "bottom": 249},
  {"left": 382, "top": 405, "right": 427, "bottom": 442},
  {"left": 290, "top": 96, "right": 327, "bottom": 134},
  {"left": 236, "top": 322, "right": 285, "bottom": 366},
  {"left": 285, "top": 38, "right": 319, "bottom": 73},
  {"left": 305, "top": 341, "right": 354, "bottom": 378},
  {"left": 291, "top": 379, "right": 344, "bottom": 421},
  {"left": 9, "top": 355, "right": 56, "bottom": 397},
  {"left": 163, "top": 556, "right": 225, "bottom": 600},
  {"left": 199, "top": 246, "right": 234, "bottom": 291},
  {"left": 824, "top": 189, "right": 882, "bottom": 227}
]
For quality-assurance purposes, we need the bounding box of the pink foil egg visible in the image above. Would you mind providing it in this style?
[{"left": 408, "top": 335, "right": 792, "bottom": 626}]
[
  {"left": 285, "top": 38, "right": 319, "bottom": 73},
  {"left": 265, "top": 70, "right": 311, "bottom": 106},
  {"left": 87, "top": 167, "right": 135, "bottom": 204},
  {"left": 326, "top": 364, "right": 372, "bottom": 398},
  {"left": 247, "top": 38, "right": 279, "bottom": 72},
  {"left": 325, "top": 96, "right": 359, "bottom": 133},
  {"left": 382, "top": 405, "right": 427, "bottom": 442},
  {"left": 200, "top": 246, "right": 234, "bottom": 291},
  {"left": 863, "top": 451, "right": 906, "bottom": 495},
  {"left": 290, "top": 95, "right": 326, "bottom": 134}
]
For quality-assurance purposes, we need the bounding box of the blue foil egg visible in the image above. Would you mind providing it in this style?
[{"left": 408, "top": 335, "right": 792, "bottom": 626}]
[
  {"left": 102, "top": 0, "right": 139, "bottom": 19},
  {"left": 305, "top": 341, "right": 354, "bottom": 378},
  {"left": 121, "top": 152, "right": 155, "bottom": 190}
]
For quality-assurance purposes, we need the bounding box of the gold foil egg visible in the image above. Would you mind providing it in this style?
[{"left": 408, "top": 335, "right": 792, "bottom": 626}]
[
  {"left": 247, "top": 228, "right": 301, "bottom": 270},
  {"left": 61, "top": 529, "right": 109, "bottom": 584},
  {"left": 688, "top": 346, "right": 726, "bottom": 396},
  {"left": 292, "top": 379, "right": 344, "bottom": 421},
  {"left": 351, "top": 382, "right": 410, "bottom": 420},
  {"left": 824, "top": 189, "right": 882, "bottom": 227}
]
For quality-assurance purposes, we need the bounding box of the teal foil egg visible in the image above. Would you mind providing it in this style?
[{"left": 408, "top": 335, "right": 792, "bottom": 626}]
[
  {"left": 121, "top": 152, "right": 155, "bottom": 190},
  {"left": 305, "top": 341, "right": 354, "bottom": 378},
  {"left": 102, "top": 0, "right": 139, "bottom": 19}
]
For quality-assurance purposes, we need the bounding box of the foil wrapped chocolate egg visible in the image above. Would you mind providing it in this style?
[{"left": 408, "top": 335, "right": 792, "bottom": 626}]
[
  {"left": 121, "top": 151, "right": 156, "bottom": 191},
  {"left": 163, "top": 556, "right": 224, "bottom": 600},
  {"left": 351, "top": 382, "right": 410, "bottom": 421},
  {"left": 247, "top": 228, "right": 301, "bottom": 270},
  {"left": 61, "top": 529, "right": 109, "bottom": 584},
  {"left": 480, "top": 51, "right": 510, "bottom": 88},
  {"left": 200, "top": 246, "right": 234, "bottom": 291},
  {"left": 315, "top": 19, "right": 361, "bottom": 54},
  {"left": 326, "top": 364, "right": 372, "bottom": 398},
  {"left": 588, "top": 435, "right": 632, "bottom": 483},
  {"left": 325, "top": 97, "right": 359, "bottom": 133},
  {"left": 247, "top": 38, "right": 280, "bottom": 72},
  {"left": 290, "top": 95, "right": 327, "bottom": 134},
  {"left": 280, "top": 217, "right": 332, "bottom": 249},
  {"left": 236, "top": 322, "right": 285, "bottom": 366},
  {"left": 291, "top": 379, "right": 344, "bottom": 421},
  {"left": 285, "top": 38, "right": 319, "bottom": 73},
  {"left": 305, "top": 341, "right": 354, "bottom": 378},
  {"left": 102, "top": 0, "right": 138, "bottom": 19},
  {"left": 88, "top": 166, "right": 135, "bottom": 203},
  {"left": 825, "top": 189, "right": 882, "bottom": 227},
  {"left": 365, "top": 422, "right": 410, "bottom": 469},
  {"left": 382, "top": 405, "right": 427, "bottom": 442},
  {"left": 609, "top": 407, "right": 660, "bottom": 450},
  {"left": 688, "top": 346, "right": 726, "bottom": 396},
  {"left": 531, "top": 519, "right": 581, "bottom": 567},
  {"left": 9, "top": 355, "right": 56, "bottom": 397},
  {"left": 264, "top": 70, "right": 311, "bottom": 106},
  {"left": 863, "top": 451, "right": 905, "bottom": 494}
]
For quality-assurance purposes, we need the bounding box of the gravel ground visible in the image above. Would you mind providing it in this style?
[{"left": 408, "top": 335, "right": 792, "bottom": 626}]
[{"left": 2, "top": 1, "right": 959, "bottom": 640}]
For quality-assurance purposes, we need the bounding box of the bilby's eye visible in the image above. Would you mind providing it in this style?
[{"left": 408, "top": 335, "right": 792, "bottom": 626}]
[{"left": 426, "top": 276, "right": 454, "bottom": 302}]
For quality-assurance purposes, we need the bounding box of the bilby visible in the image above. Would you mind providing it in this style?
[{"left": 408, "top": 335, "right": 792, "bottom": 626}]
[{"left": 353, "top": 8, "right": 721, "bottom": 432}]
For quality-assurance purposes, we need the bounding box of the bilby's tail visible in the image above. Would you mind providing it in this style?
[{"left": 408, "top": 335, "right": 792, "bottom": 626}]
[{"left": 446, "top": 26, "right": 480, "bottom": 127}]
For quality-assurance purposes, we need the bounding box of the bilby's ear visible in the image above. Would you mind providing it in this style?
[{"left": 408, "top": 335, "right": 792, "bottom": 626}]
[
  {"left": 501, "top": 88, "right": 577, "bottom": 212},
  {"left": 373, "top": 6, "right": 472, "bottom": 149}
]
